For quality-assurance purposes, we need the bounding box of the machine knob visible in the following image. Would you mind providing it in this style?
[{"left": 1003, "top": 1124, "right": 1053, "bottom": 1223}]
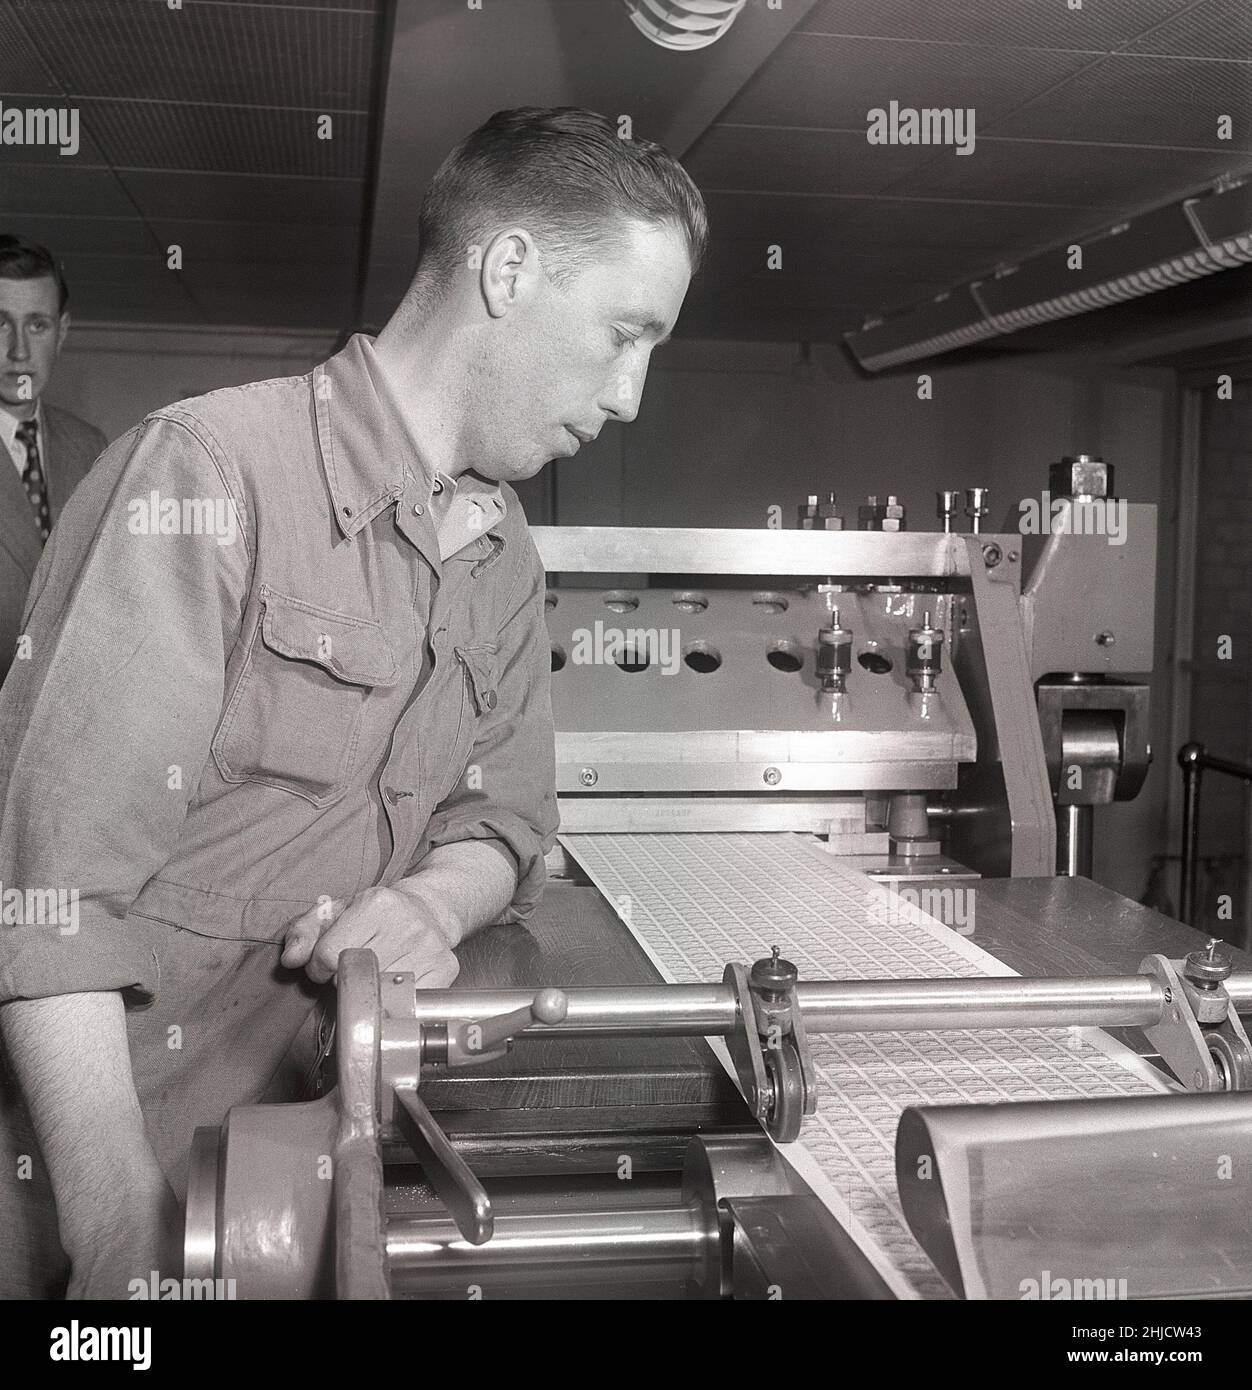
[
  {"left": 750, "top": 945, "right": 798, "bottom": 998},
  {"left": 1185, "top": 938, "right": 1233, "bottom": 988}
]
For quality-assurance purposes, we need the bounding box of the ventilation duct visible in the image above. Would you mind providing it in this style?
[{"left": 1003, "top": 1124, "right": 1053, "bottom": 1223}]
[{"left": 845, "top": 178, "right": 1252, "bottom": 372}]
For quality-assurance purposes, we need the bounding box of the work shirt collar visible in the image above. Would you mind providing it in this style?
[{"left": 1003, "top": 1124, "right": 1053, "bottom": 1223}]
[{"left": 313, "top": 333, "right": 505, "bottom": 556}]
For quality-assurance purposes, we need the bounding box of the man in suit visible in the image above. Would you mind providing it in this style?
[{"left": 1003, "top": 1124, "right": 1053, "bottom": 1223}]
[{"left": 0, "top": 235, "right": 107, "bottom": 683}]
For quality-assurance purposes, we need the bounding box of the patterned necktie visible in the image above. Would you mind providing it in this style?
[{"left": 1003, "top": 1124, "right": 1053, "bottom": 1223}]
[{"left": 14, "top": 419, "right": 51, "bottom": 543}]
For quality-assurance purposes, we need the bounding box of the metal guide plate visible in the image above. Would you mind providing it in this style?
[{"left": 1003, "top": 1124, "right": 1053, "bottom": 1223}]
[{"left": 559, "top": 831, "right": 1170, "bottom": 1299}]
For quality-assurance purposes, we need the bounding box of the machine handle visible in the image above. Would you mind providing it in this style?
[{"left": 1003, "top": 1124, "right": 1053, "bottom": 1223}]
[
  {"left": 447, "top": 988, "right": 568, "bottom": 1064},
  {"left": 394, "top": 1085, "right": 494, "bottom": 1245}
]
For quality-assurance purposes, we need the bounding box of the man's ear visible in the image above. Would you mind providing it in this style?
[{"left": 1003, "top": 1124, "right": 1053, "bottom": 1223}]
[
  {"left": 481, "top": 227, "right": 538, "bottom": 320},
  {"left": 56, "top": 311, "right": 71, "bottom": 355}
]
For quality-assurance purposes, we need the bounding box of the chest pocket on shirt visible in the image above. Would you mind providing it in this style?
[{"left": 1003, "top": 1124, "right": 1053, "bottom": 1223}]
[
  {"left": 437, "top": 643, "right": 499, "bottom": 801},
  {"left": 213, "top": 584, "right": 399, "bottom": 807},
  {"left": 455, "top": 643, "right": 499, "bottom": 715}
]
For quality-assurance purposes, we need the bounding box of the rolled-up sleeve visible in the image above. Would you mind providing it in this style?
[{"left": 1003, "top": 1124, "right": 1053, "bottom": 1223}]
[
  {"left": 0, "top": 414, "right": 249, "bottom": 1003},
  {"left": 417, "top": 538, "right": 559, "bottom": 924}
]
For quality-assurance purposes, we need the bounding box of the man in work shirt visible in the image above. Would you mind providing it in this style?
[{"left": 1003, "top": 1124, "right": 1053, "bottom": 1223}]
[{"left": 0, "top": 106, "right": 704, "bottom": 1298}]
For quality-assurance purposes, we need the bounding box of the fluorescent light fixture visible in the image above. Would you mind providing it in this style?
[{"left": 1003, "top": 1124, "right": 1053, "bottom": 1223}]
[
  {"left": 845, "top": 177, "right": 1252, "bottom": 371},
  {"left": 622, "top": 0, "right": 746, "bottom": 51}
]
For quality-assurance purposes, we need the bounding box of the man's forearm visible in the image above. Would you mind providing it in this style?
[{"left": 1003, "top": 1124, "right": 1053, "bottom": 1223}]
[
  {"left": 396, "top": 839, "right": 518, "bottom": 947},
  {"left": 0, "top": 991, "right": 177, "bottom": 1289}
]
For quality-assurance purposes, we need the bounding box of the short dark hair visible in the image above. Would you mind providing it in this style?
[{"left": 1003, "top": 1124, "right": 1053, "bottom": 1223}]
[
  {"left": 412, "top": 107, "right": 707, "bottom": 303},
  {"left": 0, "top": 235, "right": 69, "bottom": 315}
]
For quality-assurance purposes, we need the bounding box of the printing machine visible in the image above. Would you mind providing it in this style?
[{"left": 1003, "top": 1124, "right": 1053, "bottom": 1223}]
[{"left": 183, "top": 456, "right": 1252, "bottom": 1299}]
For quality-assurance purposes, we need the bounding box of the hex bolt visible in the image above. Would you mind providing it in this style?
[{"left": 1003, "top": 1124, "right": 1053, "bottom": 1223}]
[{"left": 981, "top": 543, "right": 1002, "bottom": 567}]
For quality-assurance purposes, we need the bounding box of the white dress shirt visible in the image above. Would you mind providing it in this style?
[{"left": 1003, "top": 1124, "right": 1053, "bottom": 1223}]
[{"left": 0, "top": 401, "right": 43, "bottom": 477}]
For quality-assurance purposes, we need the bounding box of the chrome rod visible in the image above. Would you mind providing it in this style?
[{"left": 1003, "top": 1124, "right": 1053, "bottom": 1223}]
[
  {"left": 386, "top": 1205, "right": 711, "bottom": 1294},
  {"left": 410, "top": 985, "right": 736, "bottom": 1035},
  {"left": 796, "top": 976, "right": 1166, "bottom": 1033},
  {"left": 408, "top": 972, "right": 1252, "bottom": 1038}
]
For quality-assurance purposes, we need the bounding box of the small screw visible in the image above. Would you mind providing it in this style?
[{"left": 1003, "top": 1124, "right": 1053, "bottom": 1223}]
[
  {"left": 1096, "top": 631, "right": 1115, "bottom": 647},
  {"left": 579, "top": 767, "right": 598, "bottom": 786},
  {"left": 982, "top": 543, "right": 1002, "bottom": 567},
  {"left": 763, "top": 766, "right": 782, "bottom": 786}
]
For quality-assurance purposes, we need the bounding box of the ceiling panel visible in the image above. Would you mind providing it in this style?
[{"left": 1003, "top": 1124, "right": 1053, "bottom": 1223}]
[
  {"left": 683, "top": 126, "right": 937, "bottom": 198},
  {"left": 803, "top": 0, "right": 1201, "bottom": 49},
  {"left": 113, "top": 170, "right": 365, "bottom": 225},
  {"left": 699, "top": 236, "right": 995, "bottom": 282},
  {"left": 12, "top": 0, "right": 374, "bottom": 106},
  {"left": 0, "top": 0, "right": 381, "bottom": 329},
  {"left": 0, "top": 164, "right": 137, "bottom": 216},
  {"left": 0, "top": 6, "right": 60, "bottom": 93},
  {"left": 898, "top": 140, "right": 1250, "bottom": 209},
  {"left": 700, "top": 190, "right": 1094, "bottom": 251},
  {"left": 0, "top": 122, "right": 111, "bottom": 164},
  {"left": 719, "top": 32, "right": 1094, "bottom": 129},
  {"left": 79, "top": 99, "right": 369, "bottom": 177},
  {"left": 1, "top": 214, "right": 156, "bottom": 255},
  {"left": 1127, "top": 0, "right": 1252, "bottom": 59},
  {"left": 148, "top": 220, "right": 360, "bottom": 266},
  {"left": 993, "top": 54, "right": 1252, "bottom": 147}
]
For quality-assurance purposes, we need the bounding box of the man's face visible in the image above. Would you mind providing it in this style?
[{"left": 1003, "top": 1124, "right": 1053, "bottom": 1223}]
[
  {"left": 0, "top": 276, "right": 67, "bottom": 412},
  {"left": 469, "top": 220, "right": 692, "bottom": 481}
]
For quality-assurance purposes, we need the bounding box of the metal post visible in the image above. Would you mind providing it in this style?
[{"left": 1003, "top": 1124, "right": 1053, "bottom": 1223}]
[
  {"left": 1179, "top": 742, "right": 1204, "bottom": 927},
  {"left": 1057, "top": 803, "right": 1094, "bottom": 878}
]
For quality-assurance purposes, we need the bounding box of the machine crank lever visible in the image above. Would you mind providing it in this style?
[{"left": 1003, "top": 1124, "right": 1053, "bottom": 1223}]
[
  {"left": 393, "top": 1085, "right": 494, "bottom": 1245},
  {"left": 446, "top": 987, "right": 569, "bottom": 1065}
]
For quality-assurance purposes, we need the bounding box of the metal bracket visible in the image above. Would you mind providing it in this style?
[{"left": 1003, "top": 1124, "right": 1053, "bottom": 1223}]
[
  {"left": 723, "top": 963, "right": 773, "bottom": 1128},
  {"left": 723, "top": 959, "right": 818, "bottom": 1141},
  {"left": 1139, "top": 953, "right": 1252, "bottom": 1091}
]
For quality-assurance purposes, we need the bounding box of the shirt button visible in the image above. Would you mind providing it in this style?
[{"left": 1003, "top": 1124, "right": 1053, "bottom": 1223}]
[
  {"left": 483, "top": 690, "right": 497, "bottom": 711},
  {"left": 431, "top": 478, "right": 443, "bottom": 495},
  {"left": 413, "top": 503, "right": 424, "bottom": 516}
]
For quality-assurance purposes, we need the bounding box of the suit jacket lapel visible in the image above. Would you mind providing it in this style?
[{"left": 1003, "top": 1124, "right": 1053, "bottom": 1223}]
[
  {"left": 0, "top": 454, "right": 42, "bottom": 581},
  {"left": 42, "top": 407, "right": 73, "bottom": 515}
]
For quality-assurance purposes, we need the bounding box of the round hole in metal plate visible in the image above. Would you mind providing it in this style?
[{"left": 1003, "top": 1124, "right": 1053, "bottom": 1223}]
[
  {"left": 603, "top": 590, "right": 639, "bottom": 614},
  {"left": 616, "top": 644, "right": 650, "bottom": 673},
  {"left": 672, "top": 590, "right": 708, "bottom": 614},
  {"left": 752, "top": 592, "right": 789, "bottom": 615},
  {"left": 683, "top": 642, "right": 721, "bottom": 674},
  {"left": 767, "top": 641, "right": 804, "bottom": 673},
  {"left": 858, "top": 650, "right": 893, "bottom": 675}
]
